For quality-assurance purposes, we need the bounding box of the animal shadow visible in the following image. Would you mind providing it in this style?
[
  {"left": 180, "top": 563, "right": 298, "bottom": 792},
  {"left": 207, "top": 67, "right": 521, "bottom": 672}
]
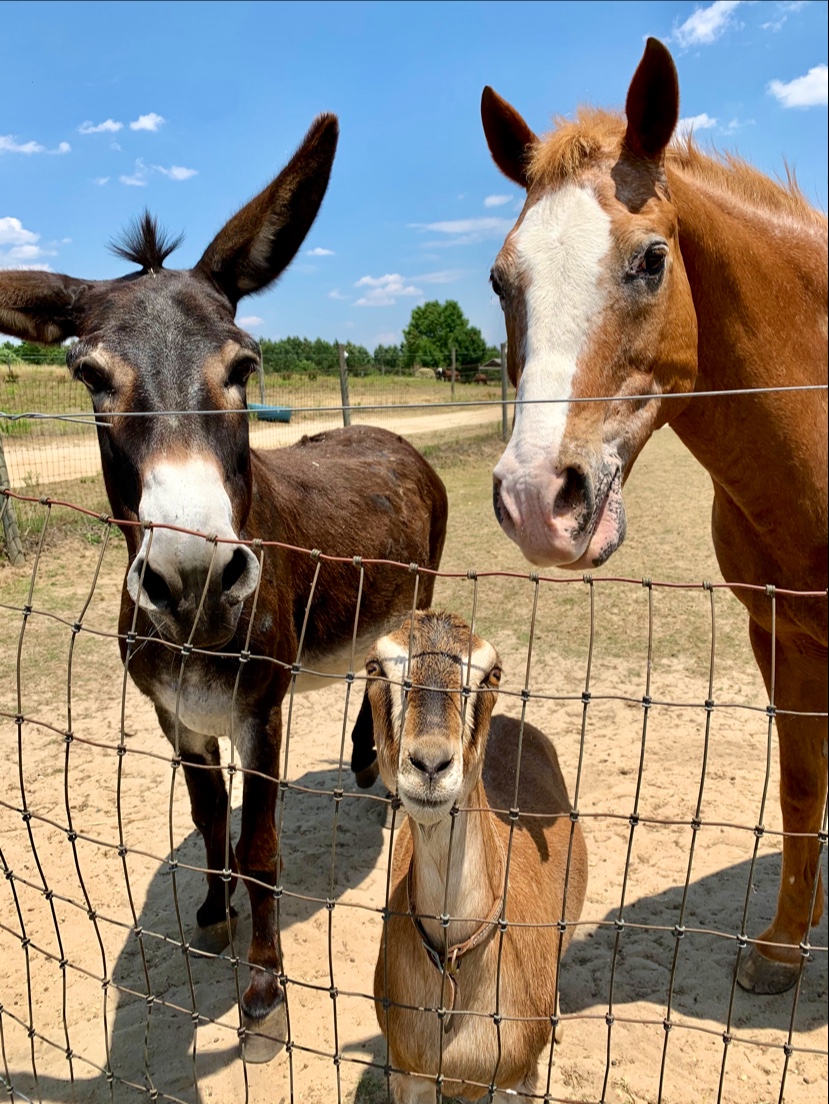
[{"left": 4, "top": 768, "right": 386, "bottom": 1104}]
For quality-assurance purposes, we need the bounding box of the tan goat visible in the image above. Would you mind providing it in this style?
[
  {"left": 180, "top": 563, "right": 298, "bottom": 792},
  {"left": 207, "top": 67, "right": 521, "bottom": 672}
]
[{"left": 367, "top": 610, "right": 588, "bottom": 1103}]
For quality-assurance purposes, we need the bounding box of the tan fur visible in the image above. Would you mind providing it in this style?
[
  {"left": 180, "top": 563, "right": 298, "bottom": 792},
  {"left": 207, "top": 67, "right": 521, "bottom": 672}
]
[{"left": 368, "top": 612, "right": 587, "bottom": 1102}]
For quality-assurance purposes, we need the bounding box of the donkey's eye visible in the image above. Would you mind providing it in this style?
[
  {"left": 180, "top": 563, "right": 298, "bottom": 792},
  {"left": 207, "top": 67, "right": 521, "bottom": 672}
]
[
  {"left": 629, "top": 243, "right": 668, "bottom": 281},
  {"left": 226, "top": 357, "right": 257, "bottom": 390},
  {"left": 75, "top": 363, "right": 113, "bottom": 395}
]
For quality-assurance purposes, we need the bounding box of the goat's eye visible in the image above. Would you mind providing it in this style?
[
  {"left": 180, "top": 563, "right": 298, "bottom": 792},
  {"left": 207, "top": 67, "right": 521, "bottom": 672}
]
[
  {"left": 629, "top": 243, "right": 668, "bottom": 281},
  {"left": 226, "top": 357, "right": 257, "bottom": 390},
  {"left": 482, "top": 666, "right": 502, "bottom": 688},
  {"left": 366, "top": 659, "right": 383, "bottom": 678},
  {"left": 75, "top": 363, "right": 112, "bottom": 395}
]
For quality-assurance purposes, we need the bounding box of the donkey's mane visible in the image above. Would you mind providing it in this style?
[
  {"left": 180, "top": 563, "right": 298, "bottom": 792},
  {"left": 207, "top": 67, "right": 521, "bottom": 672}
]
[
  {"left": 528, "top": 107, "right": 825, "bottom": 226},
  {"left": 109, "top": 211, "right": 184, "bottom": 271}
]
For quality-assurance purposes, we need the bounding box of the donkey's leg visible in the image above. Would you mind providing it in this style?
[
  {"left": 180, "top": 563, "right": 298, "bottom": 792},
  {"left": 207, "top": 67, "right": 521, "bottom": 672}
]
[
  {"left": 351, "top": 685, "right": 379, "bottom": 788},
  {"left": 235, "top": 714, "right": 286, "bottom": 1060},
  {"left": 737, "top": 626, "right": 827, "bottom": 994},
  {"left": 155, "top": 707, "right": 238, "bottom": 950}
]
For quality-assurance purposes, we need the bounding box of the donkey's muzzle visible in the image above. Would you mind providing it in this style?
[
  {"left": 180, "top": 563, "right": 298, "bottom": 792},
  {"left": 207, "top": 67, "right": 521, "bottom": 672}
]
[{"left": 126, "top": 531, "right": 260, "bottom": 645}]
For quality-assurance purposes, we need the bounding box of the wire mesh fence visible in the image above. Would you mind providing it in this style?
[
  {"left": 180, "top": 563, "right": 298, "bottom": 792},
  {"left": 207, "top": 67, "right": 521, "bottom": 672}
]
[{"left": 0, "top": 486, "right": 826, "bottom": 1104}]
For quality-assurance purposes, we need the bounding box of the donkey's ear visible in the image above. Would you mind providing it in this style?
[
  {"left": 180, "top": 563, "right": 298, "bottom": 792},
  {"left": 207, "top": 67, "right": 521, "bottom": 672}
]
[
  {"left": 624, "top": 38, "right": 679, "bottom": 162},
  {"left": 0, "top": 270, "right": 87, "bottom": 344},
  {"left": 196, "top": 114, "right": 339, "bottom": 305},
  {"left": 481, "top": 87, "right": 537, "bottom": 189}
]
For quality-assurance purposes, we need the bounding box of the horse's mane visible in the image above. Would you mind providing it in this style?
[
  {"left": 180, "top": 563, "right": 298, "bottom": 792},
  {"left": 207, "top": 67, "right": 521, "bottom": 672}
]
[
  {"left": 109, "top": 211, "right": 184, "bottom": 271},
  {"left": 528, "top": 107, "right": 825, "bottom": 226}
]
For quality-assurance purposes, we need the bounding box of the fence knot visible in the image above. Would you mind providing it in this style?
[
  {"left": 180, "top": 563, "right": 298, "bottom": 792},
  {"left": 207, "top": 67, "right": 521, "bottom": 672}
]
[
  {"left": 557, "top": 919, "right": 568, "bottom": 934},
  {"left": 663, "top": 1017, "right": 672, "bottom": 1033},
  {"left": 782, "top": 1042, "right": 794, "bottom": 1057},
  {"left": 71, "top": 620, "right": 83, "bottom": 635},
  {"left": 440, "top": 912, "right": 450, "bottom": 929},
  {"left": 21, "top": 810, "right": 32, "bottom": 824},
  {"left": 403, "top": 678, "right": 412, "bottom": 692},
  {"left": 239, "top": 649, "right": 251, "bottom": 664},
  {"left": 629, "top": 813, "right": 640, "bottom": 828},
  {"left": 721, "top": 1031, "right": 732, "bottom": 1046},
  {"left": 28, "top": 1026, "right": 36, "bottom": 1040},
  {"left": 309, "top": 548, "right": 321, "bottom": 562},
  {"left": 65, "top": 1046, "right": 74, "bottom": 1060},
  {"left": 766, "top": 703, "right": 777, "bottom": 718},
  {"left": 529, "top": 571, "right": 539, "bottom": 584},
  {"left": 59, "top": 957, "right": 68, "bottom": 970},
  {"left": 753, "top": 824, "right": 765, "bottom": 840},
  {"left": 125, "top": 630, "right": 137, "bottom": 647},
  {"left": 43, "top": 888, "right": 54, "bottom": 902},
  {"left": 466, "top": 568, "right": 478, "bottom": 580},
  {"left": 818, "top": 828, "right": 828, "bottom": 845},
  {"left": 389, "top": 794, "right": 402, "bottom": 811},
  {"left": 221, "top": 868, "right": 233, "bottom": 883},
  {"left": 64, "top": 730, "right": 74, "bottom": 744},
  {"left": 22, "top": 603, "right": 33, "bottom": 616},
  {"left": 764, "top": 584, "right": 776, "bottom": 598},
  {"left": 167, "top": 858, "right": 179, "bottom": 872},
  {"left": 581, "top": 690, "right": 592, "bottom": 705},
  {"left": 582, "top": 572, "right": 594, "bottom": 585},
  {"left": 272, "top": 884, "right": 283, "bottom": 901},
  {"left": 704, "top": 698, "right": 715, "bottom": 712},
  {"left": 15, "top": 713, "right": 24, "bottom": 727},
  {"left": 641, "top": 695, "right": 652, "bottom": 708},
  {"left": 569, "top": 809, "right": 580, "bottom": 823},
  {"left": 132, "top": 926, "right": 143, "bottom": 939},
  {"left": 21, "top": 937, "right": 31, "bottom": 950},
  {"left": 328, "top": 985, "right": 338, "bottom": 1000},
  {"left": 2, "top": 868, "right": 12, "bottom": 881},
  {"left": 117, "top": 745, "right": 127, "bottom": 758},
  {"left": 251, "top": 538, "right": 263, "bottom": 549},
  {"left": 691, "top": 816, "right": 702, "bottom": 832},
  {"left": 345, "top": 670, "right": 355, "bottom": 684},
  {"left": 38, "top": 495, "right": 50, "bottom": 506},
  {"left": 641, "top": 577, "right": 652, "bottom": 589},
  {"left": 491, "top": 1013, "right": 503, "bottom": 1027},
  {"left": 673, "top": 924, "right": 686, "bottom": 940},
  {"left": 461, "top": 684, "right": 471, "bottom": 698},
  {"left": 332, "top": 787, "right": 344, "bottom": 803},
  {"left": 408, "top": 562, "right": 419, "bottom": 574},
  {"left": 520, "top": 687, "right": 531, "bottom": 702},
  {"left": 605, "top": 1012, "right": 615, "bottom": 1026},
  {"left": 290, "top": 662, "right": 303, "bottom": 677},
  {"left": 736, "top": 934, "right": 748, "bottom": 950},
  {"left": 498, "top": 917, "right": 509, "bottom": 933},
  {"left": 326, "top": 897, "right": 335, "bottom": 913},
  {"left": 614, "top": 918, "right": 625, "bottom": 932},
  {"left": 509, "top": 806, "right": 520, "bottom": 822},
  {"left": 352, "top": 555, "right": 363, "bottom": 567},
  {"left": 702, "top": 579, "right": 714, "bottom": 591},
  {"left": 67, "top": 830, "right": 78, "bottom": 843},
  {"left": 180, "top": 642, "right": 194, "bottom": 657}
]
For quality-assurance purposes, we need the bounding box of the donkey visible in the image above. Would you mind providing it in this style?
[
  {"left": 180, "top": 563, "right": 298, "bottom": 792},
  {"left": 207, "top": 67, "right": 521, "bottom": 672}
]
[
  {"left": 481, "top": 38, "right": 827, "bottom": 995},
  {"left": 0, "top": 115, "right": 448, "bottom": 1055},
  {"left": 368, "top": 611, "right": 587, "bottom": 1103}
]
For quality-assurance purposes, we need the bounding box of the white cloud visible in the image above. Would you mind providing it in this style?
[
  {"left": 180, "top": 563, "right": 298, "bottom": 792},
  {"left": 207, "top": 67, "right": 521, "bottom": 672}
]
[
  {"left": 409, "top": 216, "right": 513, "bottom": 246},
  {"left": 130, "top": 112, "right": 165, "bottom": 132},
  {"left": 483, "top": 194, "right": 512, "bottom": 208},
  {"left": 768, "top": 65, "right": 828, "bottom": 108},
  {"left": 354, "top": 273, "right": 423, "bottom": 307},
  {"left": 0, "top": 135, "right": 45, "bottom": 155},
  {"left": 307, "top": 246, "right": 335, "bottom": 256},
  {"left": 762, "top": 1, "right": 807, "bottom": 33},
  {"left": 416, "top": 269, "right": 462, "bottom": 285},
  {"left": 120, "top": 160, "right": 149, "bottom": 186},
  {"left": 154, "top": 164, "right": 198, "bottom": 181},
  {"left": 676, "top": 112, "right": 718, "bottom": 139},
  {"left": 328, "top": 289, "right": 348, "bottom": 300},
  {"left": 57, "top": 142, "right": 71, "bottom": 154},
  {"left": 0, "top": 217, "right": 39, "bottom": 247},
  {"left": 237, "top": 315, "right": 264, "bottom": 331},
  {"left": 78, "top": 118, "right": 123, "bottom": 134},
  {"left": 93, "top": 176, "right": 110, "bottom": 186},
  {"left": 673, "top": 1, "right": 742, "bottom": 48}
]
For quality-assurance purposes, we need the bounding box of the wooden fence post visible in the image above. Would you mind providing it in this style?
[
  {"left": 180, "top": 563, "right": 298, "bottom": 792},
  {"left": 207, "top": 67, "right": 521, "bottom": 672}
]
[
  {"left": 500, "top": 342, "right": 509, "bottom": 442},
  {"left": 450, "top": 346, "right": 456, "bottom": 403},
  {"left": 337, "top": 343, "right": 352, "bottom": 427},
  {"left": 0, "top": 436, "right": 25, "bottom": 565}
]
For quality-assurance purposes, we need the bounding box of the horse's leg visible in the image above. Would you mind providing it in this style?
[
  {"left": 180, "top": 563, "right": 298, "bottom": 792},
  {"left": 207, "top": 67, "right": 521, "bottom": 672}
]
[
  {"left": 234, "top": 713, "right": 286, "bottom": 1061},
  {"left": 155, "top": 708, "right": 239, "bottom": 951},
  {"left": 351, "top": 685, "right": 379, "bottom": 788},
  {"left": 737, "top": 625, "right": 827, "bottom": 994}
]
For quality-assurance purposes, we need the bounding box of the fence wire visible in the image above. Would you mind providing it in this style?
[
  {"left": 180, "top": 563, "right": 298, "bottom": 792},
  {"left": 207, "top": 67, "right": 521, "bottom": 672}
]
[{"left": 0, "top": 488, "right": 826, "bottom": 1104}]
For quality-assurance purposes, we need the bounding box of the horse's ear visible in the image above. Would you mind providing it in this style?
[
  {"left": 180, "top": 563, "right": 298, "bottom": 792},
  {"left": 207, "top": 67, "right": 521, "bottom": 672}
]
[
  {"left": 481, "top": 87, "right": 537, "bottom": 189},
  {"left": 196, "top": 114, "right": 339, "bottom": 306},
  {"left": 0, "top": 270, "right": 87, "bottom": 344},
  {"left": 624, "top": 38, "right": 679, "bottom": 162}
]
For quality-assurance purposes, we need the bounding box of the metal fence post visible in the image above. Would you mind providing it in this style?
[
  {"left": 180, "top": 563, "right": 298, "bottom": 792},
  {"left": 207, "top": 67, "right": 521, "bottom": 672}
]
[
  {"left": 337, "top": 342, "right": 351, "bottom": 427},
  {"left": 500, "top": 342, "right": 509, "bottom": 442},
  {"left": 450, "top": 346, "right": 456, "bottom": 403}
]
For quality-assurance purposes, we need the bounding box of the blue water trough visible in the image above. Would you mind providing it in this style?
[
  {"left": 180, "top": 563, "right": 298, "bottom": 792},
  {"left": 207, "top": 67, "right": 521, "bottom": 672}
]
[{"left": 249, "top": 402, "right": 292, "bottom": 423}]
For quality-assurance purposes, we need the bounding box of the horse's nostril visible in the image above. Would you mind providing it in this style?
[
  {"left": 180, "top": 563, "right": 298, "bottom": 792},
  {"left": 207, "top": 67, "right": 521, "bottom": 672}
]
[
  {"left": 222, "top": 547, "right": 250, "bottom": 593},
  {"left": 141, "top": 562, "right": 173, "bottom": 609},
  {"left": 554, "top": 467, "right": 591, "bottom": 518}
]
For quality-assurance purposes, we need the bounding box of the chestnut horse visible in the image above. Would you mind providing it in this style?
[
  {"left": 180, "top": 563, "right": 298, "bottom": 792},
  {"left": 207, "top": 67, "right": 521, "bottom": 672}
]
[
  {"left": 481, "top": 39, "right": 827, "bottom": 994},
  {"left": 0, "top": 115, "right": 448, "bottom": 1054}
]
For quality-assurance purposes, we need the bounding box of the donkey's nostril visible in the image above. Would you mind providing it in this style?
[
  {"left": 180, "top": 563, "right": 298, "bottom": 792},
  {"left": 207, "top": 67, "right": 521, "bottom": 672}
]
[
  {"left": 553, "top": 466, "right": 592, "bottom": 519},
  {"left": 141, "top": 563, "right": 173, "bottom": 610}
]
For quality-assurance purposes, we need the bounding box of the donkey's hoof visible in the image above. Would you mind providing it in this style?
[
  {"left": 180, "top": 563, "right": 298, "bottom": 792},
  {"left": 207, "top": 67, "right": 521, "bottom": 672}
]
[
  {"left": 736, "top": 946, "right": 801, "bottom": 994},
  {"left": 190, "top": 909, "right": 238, "bottom": 955},
  {"left": 354, "top": 757, "right": 379, "bottom": 789},
  {"left": 241, "top": 1001, "right": 288, "bottom": 1064}
]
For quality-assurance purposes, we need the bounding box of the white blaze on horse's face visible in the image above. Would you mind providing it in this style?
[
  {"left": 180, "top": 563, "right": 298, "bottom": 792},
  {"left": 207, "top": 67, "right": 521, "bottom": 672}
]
[
  {"left": 492, "top": 185, "right": 623, "bottom": 568},
  {"left": 126, "top": 454, "right": 260, "bottom": 646}
]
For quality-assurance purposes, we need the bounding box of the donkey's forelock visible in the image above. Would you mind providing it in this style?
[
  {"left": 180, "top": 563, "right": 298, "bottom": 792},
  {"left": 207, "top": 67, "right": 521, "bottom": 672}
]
[{"left": 109, "top": 211, "right": 184, "bottom": 273}]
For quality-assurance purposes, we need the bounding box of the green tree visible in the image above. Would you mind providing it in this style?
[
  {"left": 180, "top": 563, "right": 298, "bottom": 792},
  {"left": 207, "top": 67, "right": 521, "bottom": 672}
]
[
  {"left": 402, "top": 300, "right": 487, "bottom": 368},
  {"left": 372, "top": 343, "right": 402, "bottom": 370}
]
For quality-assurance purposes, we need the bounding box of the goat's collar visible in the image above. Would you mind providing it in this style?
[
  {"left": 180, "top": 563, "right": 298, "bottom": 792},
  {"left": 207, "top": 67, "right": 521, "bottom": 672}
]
[{"left": 406, "top": 832, "right": 506, "bottom": 1035}]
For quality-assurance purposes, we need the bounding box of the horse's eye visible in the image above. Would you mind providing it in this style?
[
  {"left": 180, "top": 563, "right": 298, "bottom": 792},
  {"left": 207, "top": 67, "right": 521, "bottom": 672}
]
[
  {"left": 630, "top": 243, "right": 668, "bottom": 281},
  {"left": 490, "top": 270, "right": 505, "bottom": 301},
  {"left": 75, "top": 362, "right": 112, "bottom": 395},
  {"left": 226, "top": 358, "right": 257, "bottom": 390}
]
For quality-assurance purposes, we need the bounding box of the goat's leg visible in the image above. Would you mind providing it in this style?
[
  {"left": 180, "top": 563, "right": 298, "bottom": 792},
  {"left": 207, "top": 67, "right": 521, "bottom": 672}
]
[
  {"left": 235, "top": 715, "right": 286, "bottom": 1061},
  {"left": 351, "top": 685, "right": 379, "bottom": 788},
  {"left": 155, "top": 708, "right": 238, "bottom": 951}
]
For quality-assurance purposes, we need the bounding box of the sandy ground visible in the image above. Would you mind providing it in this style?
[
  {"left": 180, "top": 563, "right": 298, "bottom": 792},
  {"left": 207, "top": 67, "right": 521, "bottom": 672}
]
[
  {"left": 2, "top": 404, "right": 502, "bottom": 489},
  {"left": 0, "top": 429, "right": 826, "bottom": 1104}
]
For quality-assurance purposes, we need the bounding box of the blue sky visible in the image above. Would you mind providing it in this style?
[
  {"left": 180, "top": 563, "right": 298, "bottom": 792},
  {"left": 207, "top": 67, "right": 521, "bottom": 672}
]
[{"left": 1, "top": 0, "right": 826, "bottom": 351}]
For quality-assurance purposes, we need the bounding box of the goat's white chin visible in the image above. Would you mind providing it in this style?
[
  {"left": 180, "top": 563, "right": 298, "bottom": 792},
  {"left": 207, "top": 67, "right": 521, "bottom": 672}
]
[{"left": 399, "top": 791, "right": 456, "bottom": 826}]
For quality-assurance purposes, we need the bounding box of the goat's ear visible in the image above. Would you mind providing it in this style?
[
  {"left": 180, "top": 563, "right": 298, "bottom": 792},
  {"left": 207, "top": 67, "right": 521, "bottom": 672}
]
[
  {"left": 481, "top": 87, "right": 537, "bottom": 189},
  {"left": 0, "top": 270, "right": 88, "bottom": 344},
  {"left": 624, "top": 38, "right": 679, "bottom": 162},
  {"left": 196, "top": 114, "right": 339, "bottom": 305}
]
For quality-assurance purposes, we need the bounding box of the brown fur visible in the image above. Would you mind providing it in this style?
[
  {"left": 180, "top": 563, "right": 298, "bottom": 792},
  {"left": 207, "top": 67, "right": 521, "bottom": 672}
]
[{"left": 368, "top": 612, "right": 587, "bottom": 1102}]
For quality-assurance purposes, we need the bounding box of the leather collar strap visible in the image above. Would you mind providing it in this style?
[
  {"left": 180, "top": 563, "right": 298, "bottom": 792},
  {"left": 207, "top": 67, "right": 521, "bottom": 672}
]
[{"left": 406, "top": 840, "right": 506, "bottom": 1036}]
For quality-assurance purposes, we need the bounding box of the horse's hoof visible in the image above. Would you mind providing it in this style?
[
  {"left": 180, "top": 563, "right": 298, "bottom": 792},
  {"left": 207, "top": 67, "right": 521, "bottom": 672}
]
[
  {"left": 190, "top": 909, "right": 238, "bottom": 955},
  {"left": 736, "top": 946, "right": 801, "bottom": 994},
  {"left": 240, "top": 1001, "right": 288, "bottom": 1064},
  {"left": 354, "top": 757, "right": 379, "bottom": 789}
]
